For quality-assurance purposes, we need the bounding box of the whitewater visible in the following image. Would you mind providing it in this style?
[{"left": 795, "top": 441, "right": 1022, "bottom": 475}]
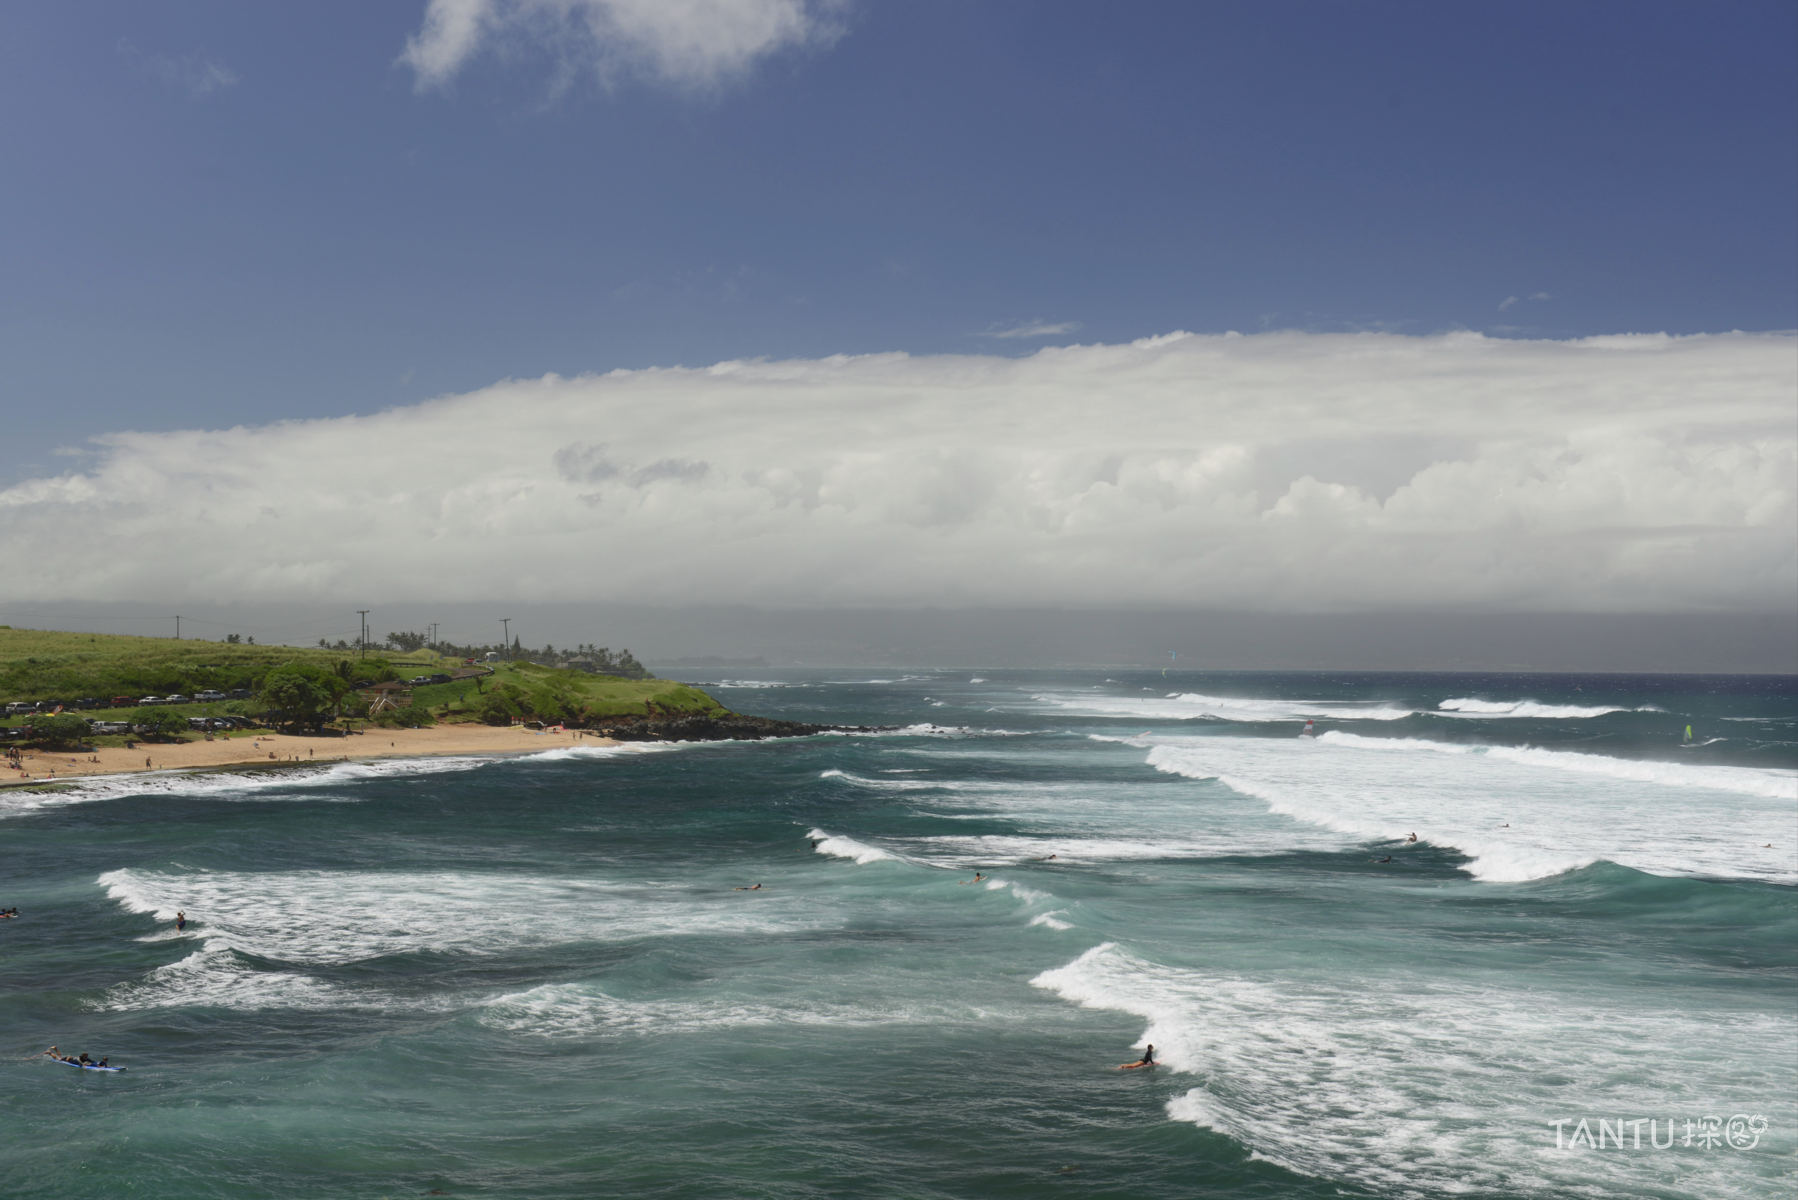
[{"left": 4, "top": 669, "right": 1793, "bottom": 1200}]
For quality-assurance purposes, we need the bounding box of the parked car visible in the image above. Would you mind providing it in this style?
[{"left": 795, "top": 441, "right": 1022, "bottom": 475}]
[
  {"left": 226, "top": 689, "right": 253, "bottom": 700},
  {"left": 91, "top": 721, "right": 132, "bottom": 735},
  {"left": 408, "top": 675, "right": 433, "bottom": 685},
  {"left": 195, "top": 690, "right": 226, "bottom": 702},
  {"left": 0, "top": 728, "right": 22, "bottom": 741},
  {"left": 36, "top": 700, "right": 71, "bottom": 712},
  {"left": 74, "top": 698, "right": 100, "bottom": 709},
  {"left": 111, "top": 696, "right": 136, "bottom": 707},
  {"left": 164, "top": 694, "right": 192, "bottom": 705},
  {"left": 138, "top": 696, "right": 164, "bottom": 706},
  {"left": 429, "top": 674, "right": 452, "bottom": 685},
  {"left": 4, "top": 702, "right": 32, "bottom": 716}
]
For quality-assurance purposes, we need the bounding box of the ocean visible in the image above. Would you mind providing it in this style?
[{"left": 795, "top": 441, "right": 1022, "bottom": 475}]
[{"left": 2, "top": 670, "right": 1793, "bottom": 1199}]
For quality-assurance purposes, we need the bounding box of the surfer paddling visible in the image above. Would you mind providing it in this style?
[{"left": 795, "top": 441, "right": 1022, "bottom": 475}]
[
  {"left": 960, "top": 873, "right": 986, "bottom": 885},
  {"left": 732, "top": 884, "right": 764, "bottom": 891},
  {"left": 1119, "top": 1044, "right": 1156, "bottom": 1070}
]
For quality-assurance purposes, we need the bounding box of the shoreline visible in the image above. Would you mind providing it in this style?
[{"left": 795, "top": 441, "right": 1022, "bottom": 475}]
[{"left": 1, "top": 724, "right": 619, "bottom": 789}]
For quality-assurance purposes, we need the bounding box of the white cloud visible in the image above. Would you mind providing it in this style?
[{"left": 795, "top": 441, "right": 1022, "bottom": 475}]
[
  {"left": 973, "top": 321, "right": 1083, "bottom": 340},
  {"left": 400, "top": 0, "right": 846, "bottom": 92},
  {"left": 119, "top": 42, "right": 239, "bottom": 98},
  {"left": 2, "top": 332, "right": 1792, "bottom": 614},
  {"left": 1498, "top": 296, "right": 1519, "bottom": 311}
]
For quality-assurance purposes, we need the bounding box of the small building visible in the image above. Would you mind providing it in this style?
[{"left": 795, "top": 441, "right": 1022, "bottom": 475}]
[{"left": 566, "top": 658, "right": 596, "bottom": 673}]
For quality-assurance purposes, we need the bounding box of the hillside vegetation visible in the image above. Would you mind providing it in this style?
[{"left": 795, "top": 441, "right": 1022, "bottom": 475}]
[{"left": 431, "top": 661, "right": 725, "bottom": 725}]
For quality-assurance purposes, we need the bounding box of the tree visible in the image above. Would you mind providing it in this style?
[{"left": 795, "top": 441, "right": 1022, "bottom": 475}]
[
  {"left": 133, "top": 709, "right": 191, "bottom": 742},
  {"left": 260, "top": 663, "right": 346, "bottom": 730},
  {"left": 226, "top": 633, "right": 242, "bottom": 644},
  {"left": 26, "top": 712, "right": 92, "bottom": 747},
  {"left": 386, "top": 630, "right": 428, "bottom": 653}
]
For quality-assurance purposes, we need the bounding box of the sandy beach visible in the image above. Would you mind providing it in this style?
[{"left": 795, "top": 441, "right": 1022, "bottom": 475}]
[{"left": 1, "top": 723, "right": 618, "bottom": 787}]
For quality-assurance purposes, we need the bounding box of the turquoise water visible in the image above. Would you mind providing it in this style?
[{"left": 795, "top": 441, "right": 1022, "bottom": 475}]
[{"left": 3, "top": 671, "right": 1794, "bottom": 1199}]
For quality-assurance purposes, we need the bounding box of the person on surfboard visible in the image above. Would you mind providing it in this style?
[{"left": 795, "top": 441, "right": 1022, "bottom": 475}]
[{"left": 1120, "top": 1044, "right": 1156, "bottom": 1069}]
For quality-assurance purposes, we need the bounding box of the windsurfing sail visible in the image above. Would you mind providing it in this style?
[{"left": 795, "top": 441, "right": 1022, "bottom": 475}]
[{"left": 1685, "top": 725, "right": 1693, "bottom": 741}]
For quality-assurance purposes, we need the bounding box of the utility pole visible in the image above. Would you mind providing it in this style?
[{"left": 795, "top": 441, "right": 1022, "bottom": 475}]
[
  {"left": 174, "top": 615, "right": 181, "bottom": 640},
  {"left": 357, "top": 610, "right": 370, "bottom": 660},
  {"left": 500, "top": 618, "right": 511, "bottom": 660}
]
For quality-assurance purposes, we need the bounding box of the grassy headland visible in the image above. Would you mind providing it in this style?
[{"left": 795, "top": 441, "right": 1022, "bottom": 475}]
[{"left": 0, "top": 627, "right": 723, "bottom": 740}]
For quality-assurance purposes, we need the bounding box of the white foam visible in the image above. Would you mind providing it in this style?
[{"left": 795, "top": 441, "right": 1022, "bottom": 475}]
[
  {"left": 98, "top": 866, "right": 812, "bottom": 996},
  {"left": 476, "top": 983, "right": 876, "bottom": 1038},
  {"left": 1028, "top": 911, "right": 1073, "bottom": 931},
  {"left": 806, "top": 827, "right": 897, "bottom": 864},
  {"left": 97, "top": 947, "right": 348, "bottom": 1012},
  {"left": 1437, "top": 697, "right": 1660, "bottom": 719},
  {"left": 1146, "top": 734, "right": 1797, "bottom": 883},
  {"left": 1319, "top": 730, "right": 1798, "bottom": 800},
  {"left": 1033, "top": 690, "right": 1413, "bottom": 723},
  {"left": 1033, "top": 943, "right": 1792, "bottom": 1200},
  {"left": 0, "top": 755, "right": 506, "bottom": 819},
  {"left": 516, "top": 742, "right": 682, "bottom": 763},
  {"left": 817, "top": 769, "right": 1008, "bottom": 792}
]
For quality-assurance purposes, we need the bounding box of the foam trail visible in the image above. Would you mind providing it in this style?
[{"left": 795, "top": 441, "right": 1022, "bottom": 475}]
[
  {"left": 1028, "top": 911, "right": 1073, "bottom": 931},
  {"left": 1437, "top": 697, "right": 1661, "bottom": 718},
  {"left": 1032, "top": 943, "right": 1790, "bottom": 1200},
  {"left": 807, "top": 827, "right": 896, "bottom": 864}
]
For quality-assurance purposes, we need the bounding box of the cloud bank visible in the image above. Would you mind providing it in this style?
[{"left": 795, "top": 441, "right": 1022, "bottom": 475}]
[
  {"left": 3, "top": 331, "right": 1792, "bottom": 613},
  {"left": 401, "top": 0, "right": 845, "bottom": 91}
]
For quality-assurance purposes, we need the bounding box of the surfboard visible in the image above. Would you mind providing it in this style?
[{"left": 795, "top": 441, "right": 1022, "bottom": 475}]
[{"left": 51, "top": 1059, "right": 126, "bottom": 1072}]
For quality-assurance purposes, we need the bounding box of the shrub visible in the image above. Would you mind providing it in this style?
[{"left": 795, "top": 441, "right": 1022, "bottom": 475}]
[{"left": 478, "top": 693, "right": 521, "bottom": 726}]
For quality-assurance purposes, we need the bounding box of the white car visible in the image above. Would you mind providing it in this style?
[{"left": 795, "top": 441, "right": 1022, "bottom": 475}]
[{"left": 195, "top": 690, "right": 226, "bottom": 702}]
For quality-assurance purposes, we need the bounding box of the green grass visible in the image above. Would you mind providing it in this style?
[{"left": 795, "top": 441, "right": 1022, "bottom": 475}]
[{"left": 0, "top": 628, "right": 444, "bottom": 704}]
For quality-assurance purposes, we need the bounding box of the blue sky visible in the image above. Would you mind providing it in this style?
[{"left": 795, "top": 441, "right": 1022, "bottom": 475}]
[{"left": 3, "top": 1, "right": 1793, "bottom": 484}]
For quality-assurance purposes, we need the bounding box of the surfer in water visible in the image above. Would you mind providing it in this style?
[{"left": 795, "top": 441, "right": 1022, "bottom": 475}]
[
  {"left": 1119, "top": 1044, "right": 1156, "bottom": 1070},
  {"left": 1368, "top": 856, "right": 1393, "bottom": 864},
  {"left": 1407, "top": 833, "right": 1417, "bottom": 843},
  {"left": 732, "top": 884, "right": 763, "bottom": 891},
  {"left": 175, "top": 911, "right": 186, "bottom": 932},
  {"left": 960, "top": 873, "right": 986, "bottom": 885}
]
